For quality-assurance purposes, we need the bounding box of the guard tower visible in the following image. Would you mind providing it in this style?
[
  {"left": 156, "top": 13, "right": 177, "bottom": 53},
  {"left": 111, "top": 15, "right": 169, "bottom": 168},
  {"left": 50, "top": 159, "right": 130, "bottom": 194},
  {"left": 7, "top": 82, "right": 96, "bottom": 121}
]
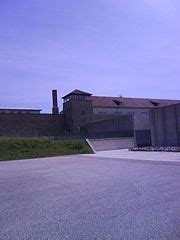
[{"left": 62, "top": 89, "right": 93, "bottom": 133}]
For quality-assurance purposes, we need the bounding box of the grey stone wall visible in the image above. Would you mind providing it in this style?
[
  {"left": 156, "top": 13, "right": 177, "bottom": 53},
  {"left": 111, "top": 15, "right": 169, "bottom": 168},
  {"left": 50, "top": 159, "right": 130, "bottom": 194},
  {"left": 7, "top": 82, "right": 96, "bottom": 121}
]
[
  {"left": 0, "top": 114, "right": 64, "bottom": 137},
  {"left": 63, "top": 99, "right": 93, "bottom": 133}
]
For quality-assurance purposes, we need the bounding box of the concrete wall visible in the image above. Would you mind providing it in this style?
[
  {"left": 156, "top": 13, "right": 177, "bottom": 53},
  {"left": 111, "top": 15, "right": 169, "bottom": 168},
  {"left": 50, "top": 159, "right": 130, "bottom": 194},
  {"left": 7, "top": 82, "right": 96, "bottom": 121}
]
[
  {"left": 150, "top": 104, "right": 180, "bottom": 146},
  {"left": 0, "top": 114, "right": 64, "bottom": 137},
  {"left": 93, "top": 107, "right": 150, "bottom": 115},
  {"left": 92, "top": 113, "right": 120, "bottom": 122},
  {"left": 88, "top": 137, "right": 135, "bottom": 151},
  {"left": 84, "top": 115, "right": 134, "bottom": 138},
  {"left": 90, "top": 111, "right": 152, "bottom": 146},
  {"left": 133, "top": 111, "right": 152, "bottom": 147},
  {"left": 133, "top": 111, "right": 150, "bottom": 130},
  {"left": 176, "top": 105, "right": 180, "bottom": 146}
]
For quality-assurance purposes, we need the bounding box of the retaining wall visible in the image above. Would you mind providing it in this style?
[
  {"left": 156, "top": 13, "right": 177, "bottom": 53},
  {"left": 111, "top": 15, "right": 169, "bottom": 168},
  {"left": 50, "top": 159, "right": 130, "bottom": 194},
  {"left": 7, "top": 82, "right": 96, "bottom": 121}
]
[{"left": 88, "top": 137, "right": 135, "bottom": 151}]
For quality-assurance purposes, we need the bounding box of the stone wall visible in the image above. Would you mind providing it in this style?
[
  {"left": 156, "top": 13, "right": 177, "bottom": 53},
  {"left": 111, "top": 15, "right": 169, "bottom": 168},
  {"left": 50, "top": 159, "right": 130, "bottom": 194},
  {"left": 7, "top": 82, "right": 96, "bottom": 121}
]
[
  {"left": 63, "top": 99, "right": 93, "bottom": 133},
  {"left": 0, "top": 113, "right": 64, "bottom": 137}
]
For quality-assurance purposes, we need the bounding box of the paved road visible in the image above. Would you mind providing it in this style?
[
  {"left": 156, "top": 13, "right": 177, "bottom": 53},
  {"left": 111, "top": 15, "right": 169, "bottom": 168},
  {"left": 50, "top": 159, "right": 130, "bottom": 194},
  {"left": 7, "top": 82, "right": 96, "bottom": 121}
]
[{"left": 0, "top": 155, "right": 180, "bottom": 240}]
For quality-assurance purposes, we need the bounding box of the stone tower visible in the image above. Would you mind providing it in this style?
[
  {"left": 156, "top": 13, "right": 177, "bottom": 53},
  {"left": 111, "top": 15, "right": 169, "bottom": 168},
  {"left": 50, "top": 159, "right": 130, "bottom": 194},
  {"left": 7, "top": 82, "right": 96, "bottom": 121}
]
[{"left": 62, "top": 89, "right": 93, "bottom": 133}]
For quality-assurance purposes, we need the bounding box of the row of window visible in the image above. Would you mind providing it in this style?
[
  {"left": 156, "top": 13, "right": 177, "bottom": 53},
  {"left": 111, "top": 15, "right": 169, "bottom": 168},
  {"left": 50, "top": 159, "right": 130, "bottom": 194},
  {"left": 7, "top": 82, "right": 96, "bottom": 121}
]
[{"left": 63, "top": 95, "right": 91, "bottom": 103}]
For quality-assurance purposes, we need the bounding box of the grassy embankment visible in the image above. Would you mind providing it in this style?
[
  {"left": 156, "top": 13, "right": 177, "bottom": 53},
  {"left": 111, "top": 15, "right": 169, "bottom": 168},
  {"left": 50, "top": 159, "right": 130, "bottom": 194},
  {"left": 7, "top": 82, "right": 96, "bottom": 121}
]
[{"left": 0, "top": 137, "right": 92, "bottom": 161}]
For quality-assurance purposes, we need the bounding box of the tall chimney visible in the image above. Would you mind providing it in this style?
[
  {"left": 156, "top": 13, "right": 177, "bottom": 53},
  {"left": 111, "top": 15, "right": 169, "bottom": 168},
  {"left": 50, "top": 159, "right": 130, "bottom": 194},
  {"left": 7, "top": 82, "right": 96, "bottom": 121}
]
[{"left": 52, "top": 89, "right": 59, "bottom": 115}]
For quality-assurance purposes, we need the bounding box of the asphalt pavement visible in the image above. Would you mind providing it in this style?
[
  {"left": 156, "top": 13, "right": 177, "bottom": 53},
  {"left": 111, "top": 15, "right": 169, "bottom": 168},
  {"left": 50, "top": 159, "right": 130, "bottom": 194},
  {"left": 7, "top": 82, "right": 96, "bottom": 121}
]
[{"left": 0, "top": 155, "right": 180, "bottom": 240}]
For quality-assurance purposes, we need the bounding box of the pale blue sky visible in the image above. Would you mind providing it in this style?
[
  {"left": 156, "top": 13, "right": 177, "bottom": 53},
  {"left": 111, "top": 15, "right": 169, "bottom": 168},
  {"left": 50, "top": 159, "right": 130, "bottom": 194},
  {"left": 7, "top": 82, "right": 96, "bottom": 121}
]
[{"left": 0, "top": 0, "right": 180, "bottom": 112}]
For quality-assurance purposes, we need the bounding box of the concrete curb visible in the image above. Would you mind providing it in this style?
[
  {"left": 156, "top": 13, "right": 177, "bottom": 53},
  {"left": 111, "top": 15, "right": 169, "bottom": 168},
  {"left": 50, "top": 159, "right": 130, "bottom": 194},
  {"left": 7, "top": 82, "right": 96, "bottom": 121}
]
[{"left": 86, "top": 139, "right": 96, "bottom": 153}]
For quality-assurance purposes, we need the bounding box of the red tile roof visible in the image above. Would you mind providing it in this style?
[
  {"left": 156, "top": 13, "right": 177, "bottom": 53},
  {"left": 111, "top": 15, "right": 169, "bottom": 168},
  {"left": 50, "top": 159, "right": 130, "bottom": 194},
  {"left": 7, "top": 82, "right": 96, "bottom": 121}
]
[{"left": 91, "top": 96, "right": 180, "bottom": 108}]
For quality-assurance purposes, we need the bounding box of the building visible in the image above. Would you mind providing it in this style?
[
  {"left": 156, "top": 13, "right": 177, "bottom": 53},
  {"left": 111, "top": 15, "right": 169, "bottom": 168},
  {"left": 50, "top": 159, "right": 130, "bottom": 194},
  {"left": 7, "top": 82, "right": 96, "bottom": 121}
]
[
  {"left": 62, "top": 89, "right": 180, "bottom": 138},
  {"left": 62, "top": 90, "right": 93, "bottom": 133},
  {"left": 0, "top": 89, "right": 179, "bottom": 147}
]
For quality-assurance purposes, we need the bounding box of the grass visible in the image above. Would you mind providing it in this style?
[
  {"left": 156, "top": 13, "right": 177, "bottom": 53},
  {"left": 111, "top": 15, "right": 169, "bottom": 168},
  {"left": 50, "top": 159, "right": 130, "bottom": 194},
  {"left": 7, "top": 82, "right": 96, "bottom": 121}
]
[{"left": 0, "top": 137, "right": 92, "bottom": 161}]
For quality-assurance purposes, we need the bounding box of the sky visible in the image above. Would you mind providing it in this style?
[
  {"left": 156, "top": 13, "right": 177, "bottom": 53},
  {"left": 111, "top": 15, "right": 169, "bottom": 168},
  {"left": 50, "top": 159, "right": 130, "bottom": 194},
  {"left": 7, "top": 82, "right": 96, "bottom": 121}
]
[{"left": 0, "top": 0, "right": 180, "bottom": 112}]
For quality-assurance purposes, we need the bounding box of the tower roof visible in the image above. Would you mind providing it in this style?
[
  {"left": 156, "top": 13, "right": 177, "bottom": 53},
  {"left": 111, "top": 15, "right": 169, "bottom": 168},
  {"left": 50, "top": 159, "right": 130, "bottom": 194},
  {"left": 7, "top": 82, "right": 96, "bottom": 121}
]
[{"left": 62, "top": 89, "right": 92, "bottom": 99}]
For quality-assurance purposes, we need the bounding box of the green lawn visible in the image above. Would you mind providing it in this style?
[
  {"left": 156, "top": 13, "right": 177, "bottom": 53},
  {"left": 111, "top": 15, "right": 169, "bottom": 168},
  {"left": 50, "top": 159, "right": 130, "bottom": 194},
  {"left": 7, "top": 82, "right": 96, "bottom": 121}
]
[{"left": 0, "top": 137, "right": 92, "bottom": 161}]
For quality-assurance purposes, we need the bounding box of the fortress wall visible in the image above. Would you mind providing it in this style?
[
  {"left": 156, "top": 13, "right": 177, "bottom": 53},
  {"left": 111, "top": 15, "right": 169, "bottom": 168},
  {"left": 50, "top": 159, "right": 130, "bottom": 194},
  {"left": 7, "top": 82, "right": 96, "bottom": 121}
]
[{"left": 0, "top": 114, "right": 64, "bottom": 137}]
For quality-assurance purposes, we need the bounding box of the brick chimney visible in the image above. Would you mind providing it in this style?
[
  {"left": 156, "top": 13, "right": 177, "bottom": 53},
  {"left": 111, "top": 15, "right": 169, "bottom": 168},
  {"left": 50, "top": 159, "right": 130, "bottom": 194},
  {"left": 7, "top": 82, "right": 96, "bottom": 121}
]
[{"left": 52, "top": 89, "right": 59, "bottom": 115}]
